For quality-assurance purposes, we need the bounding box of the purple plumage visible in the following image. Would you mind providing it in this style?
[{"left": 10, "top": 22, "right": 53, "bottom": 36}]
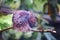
[{"left": 12, "top": 10, "right": 37, "bottom": 32}]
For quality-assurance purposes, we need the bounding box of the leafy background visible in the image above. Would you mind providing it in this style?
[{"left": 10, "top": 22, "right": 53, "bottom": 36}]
[{"left": 1, "top": 0, "right": 59, "bottom": 40}]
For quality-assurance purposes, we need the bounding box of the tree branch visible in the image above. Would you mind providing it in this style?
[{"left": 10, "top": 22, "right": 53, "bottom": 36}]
[
  {"left": 0, "top": 27, "right": 13, "bottom": 32},
  {"left": 0, "top": 27, "right": 56, "bottom": 33}
]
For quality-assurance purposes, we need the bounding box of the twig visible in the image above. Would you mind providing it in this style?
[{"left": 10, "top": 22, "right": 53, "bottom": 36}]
[
  {"left": 0, "top": 27, "right": 13, "bottom": 32},
  {"left": 0, "top": 27, "right": 56, "bottom": 33},
  {"left": 31, "top": 29, "right": 56, "bottom": 33}
]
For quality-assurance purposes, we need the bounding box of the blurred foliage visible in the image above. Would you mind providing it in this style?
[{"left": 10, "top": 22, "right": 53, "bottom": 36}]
[
  {"left": 58, "top": 0, "right": 60, "bottom": 4},
  {"left": 1, "top": 0, "right": 21, "bottom": 9},
  {"left": 0, "top": 14, "right": 13, "bottom": 30},
  {"left": 2, "top": 29, "right": 23, "bottom": 40},
  {"left": 33, "top": 0, "right": 47, "bottom": 12}
]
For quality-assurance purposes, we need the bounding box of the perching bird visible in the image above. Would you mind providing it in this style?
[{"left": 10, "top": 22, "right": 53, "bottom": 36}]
[{"left": 12, "top": 10, "right": 37, "bottom": 32}]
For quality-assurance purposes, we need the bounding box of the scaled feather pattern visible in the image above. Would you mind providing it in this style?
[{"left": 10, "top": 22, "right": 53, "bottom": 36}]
[{"left": 12, "top": 10, "right": 37, "bottom": 32}]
